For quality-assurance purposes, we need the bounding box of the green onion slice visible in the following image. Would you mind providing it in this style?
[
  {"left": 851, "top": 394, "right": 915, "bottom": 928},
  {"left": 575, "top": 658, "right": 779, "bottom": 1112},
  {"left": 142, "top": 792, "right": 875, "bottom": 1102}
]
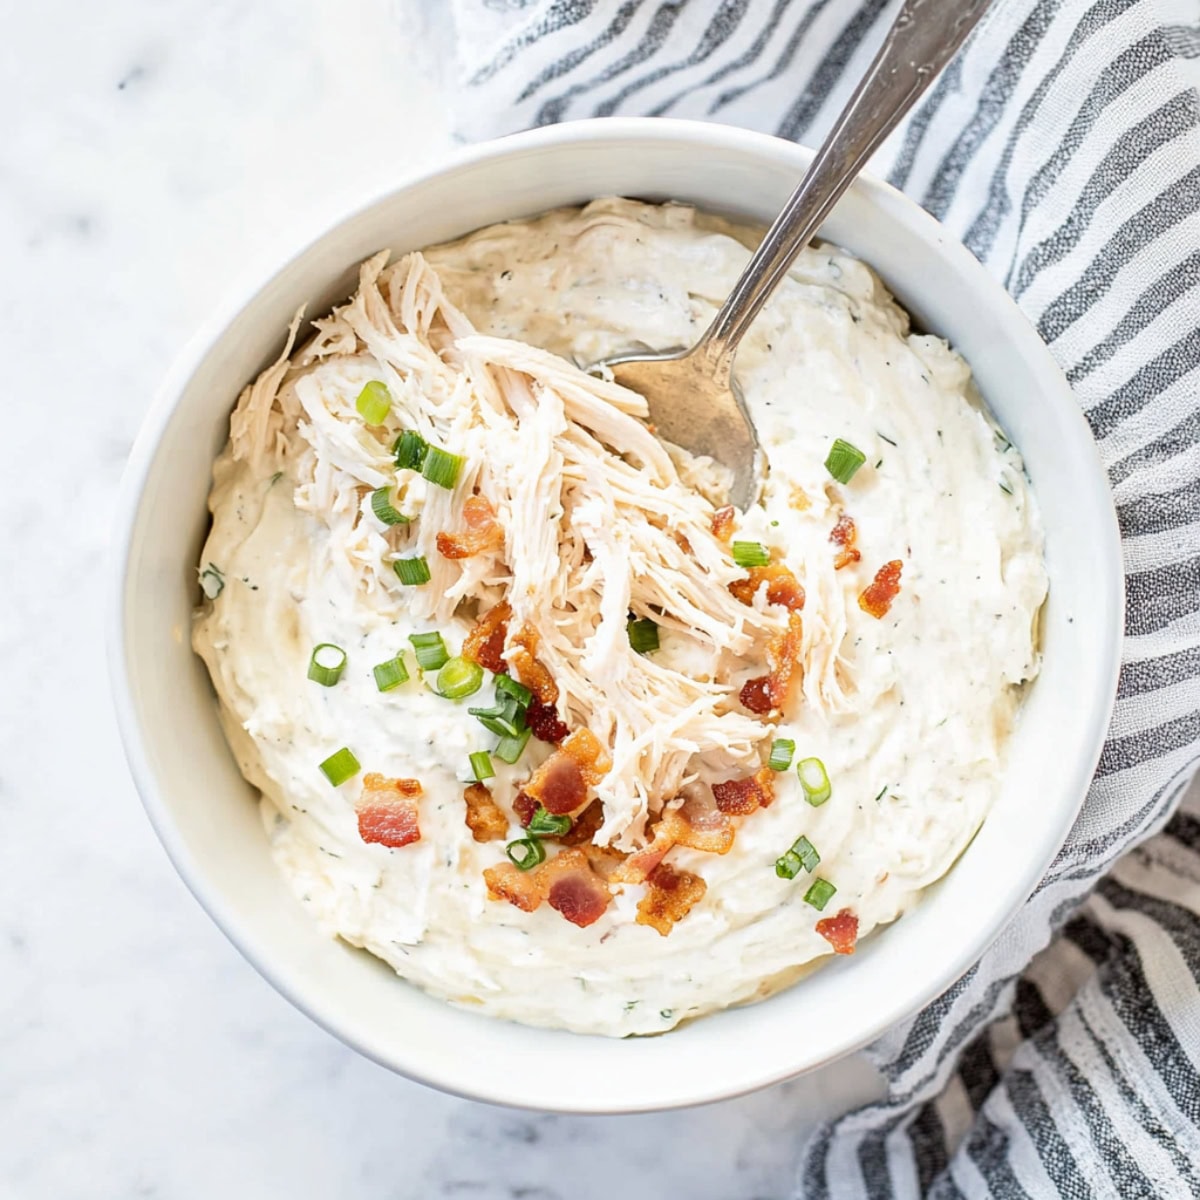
[
  {"left": 408, "top": 631, "right": 449, "bottom": 671},
  {"left": 470, "top": 751, "right": 495, "bottom": 782},
  {"left": 825, "top": 438, "right": 866, "bottom": 484},
  {"left": 356, "top": 380, "right": 392, "bottom": 426},
  {"left": 528, "top": 807, "right": 572, "bottom": 838},
  {"left": 775, "top": 852, "right": 802, "bottom": 880},
  {"left": 494, "top": 727, "right": 533, "bottom": 765},
  {"left": 370, "top": 486, "right": 409, "bottom": 526},
  {"left": 797, "top": 757, "right": 832, "bottom": 806},
  {"left": 394, "top": 430, "right": 429, "bottom": 471},
  {"left": 468, "top": 694, "right": 527, "bottom": 738},
  {"left": 199, "top": 563, "right": 225, "bottom": 599},
  {"left": 319, "top": 746, "right": 360, "bottom": 787},
  {"left": 768, "top": 738, "right": 796, "bottom": 772},
  {"left": 505, "top": 837, "right": 546, "bottom": 871},
  {"left": 421, "top": 445, "right": 465, "bottom": 490},
  {"left": 437, "top": 656, "right": 485, "bottom": 700},
  {"left": 804, "top": 877, "right": 837, "bottom": 911},
  {"left": 393, "top": 556, "right": 431, "bottom": 586},
  {"left": 372, "top": 653, "right": 410, "bottom": 692},
  {"left": 627, "top": 617, "right": 660, "bottom": 655},
  {"left": 494, "top": 674, "right": 533, "bottom": 708},
  {"left": 307, "top": 643, "right": 347, "bottom": 687},
  {"left": 731, "top": 540, "right": 771, "bottom": 568}
]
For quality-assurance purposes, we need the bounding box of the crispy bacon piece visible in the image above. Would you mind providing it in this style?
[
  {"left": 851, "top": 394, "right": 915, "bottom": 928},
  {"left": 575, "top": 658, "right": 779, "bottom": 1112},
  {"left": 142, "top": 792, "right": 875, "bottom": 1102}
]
[
  {"left": 356, "top": 773, "right": 422, "bottom": 848},
  {"left": 463, "top": 782, "right": 508, "bottom": 843},
  {"left": 859, "top": 560, "right": 903, "bottom": 619},
  {"left": 541, "top": 849, "right": 613, "bottom": 927},
  {"left": 436, "top": 495, "right": 503, "bottom": 560},
  {"left": 712, "top": 767, "right": 776, "bottom": 815},
  {"left": 729, "top": 562, "right": 806, "bottom": 612},
  {"left": 830, "top": 513, "right": 861, "bottom": 570},
  {"left": 524, "top": 729, "right": 611, "bottom": 815},
  {"left": 815, "top": 908, "right": 859, "bottom": 955},
  {"left": 484, "top": 848, "right": 613, "bottom": 928},
  {"left": 512, "top": 790, "right": 538, "bottom": 828},
  {"left": 740, "top": 611, "right": 804, "bottom": 716},
  {"left": 636, "top": 862, "right": 707, "bottom": 936},
  {"left": 526, "top": 696, "right": 569, "bottom": 744},
  {"left": 560, "top": 800, "right": 604, "bottom": 846},
  {"left": 462, "top": 601, "right": 511, "bottom": 673},
  {"left": 710, "top": 504, "right": 736, "bottom": 543},
  {"left": 614, "top": 791, "right": 735, "bottom": 884},
  {"left": 509, "top": 623, "right": 558, "bottom": 705}
]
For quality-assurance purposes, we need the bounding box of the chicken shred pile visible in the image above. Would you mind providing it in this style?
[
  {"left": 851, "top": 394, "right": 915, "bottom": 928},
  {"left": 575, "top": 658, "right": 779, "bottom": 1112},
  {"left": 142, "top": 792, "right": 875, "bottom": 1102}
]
[{"left": 227, "top": 251, "right": 799, "bottom": 850}]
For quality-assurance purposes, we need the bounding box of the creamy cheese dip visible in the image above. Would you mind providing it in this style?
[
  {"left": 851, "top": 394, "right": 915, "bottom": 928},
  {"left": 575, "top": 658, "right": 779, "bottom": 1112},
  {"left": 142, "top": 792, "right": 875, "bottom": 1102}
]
[{"left": 193, "top": 199, "right": 1047, "bottom": 1036}]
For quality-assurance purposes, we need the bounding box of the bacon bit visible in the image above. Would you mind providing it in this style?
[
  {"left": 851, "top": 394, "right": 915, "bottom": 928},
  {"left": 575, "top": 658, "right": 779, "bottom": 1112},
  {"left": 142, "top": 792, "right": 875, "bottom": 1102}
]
[
  {"left": 711, "top": 505, "right": 736, "bottom": 543},
  {"left": 615, "top": 791, "right": 735, "bottom": 884},
  {"left": 524, "top": 729, "right": 611, "bottom": 815},
  {"left": 815, "top": 908, "right": 859, "bottom": 955},
  {"left": 484, "top": 848, "right": 612, "bottom": 927},
  {"left": 636, "top": 862, "right": 707, "bottom": 936},
  {"left": 729, "top": 562, "right": 805, "bottom": 611},
  {"left": 356, "top": 773, "right": 422, "bottom": 848},
  {"left": 509, "top": 623, "right": 559, "bottom": 705},
  {"left": 859, "top": 560, "right": 904, "bottom": 619},
  {"left": 463, "top": 782, "right": 508, "bottom": 843},
  {"left": 740, "top": 612, "right": 804, "bottom": 716},
  {"left": 512, "top": 790, "right": 538, "bottom": 828},
  {"left": 526, "top": 696, "right": 569, "bottom": 744},
  {"left": 462, "top": 602, "right": 511, "bottom": 673},
  {"left": 560, "top": 800, "right": 604, "bottom": 846},
  {"left": 542, "top": 849, "right": 613, "bottom": 927},
  {"left": 790, "top": 484, "right": 811, "bottom": 512},
  {"left": 712, "top": 767, "right": 776, "bottom": 815},
  {"left": 436, "top": 495, "right": 504, "bottom": 560},
  {"left": 830, "top": 513, "right": 861, "bottom": 570},
  {"left": 483, "top": 862, "right": 542, "bottom": 912}
]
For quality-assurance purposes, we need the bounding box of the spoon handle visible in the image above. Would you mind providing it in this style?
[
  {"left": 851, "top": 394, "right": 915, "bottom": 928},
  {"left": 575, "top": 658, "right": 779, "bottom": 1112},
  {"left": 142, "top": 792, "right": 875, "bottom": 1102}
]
[{"left": 698, "top": 0, "right": 992, "bottom": 372}]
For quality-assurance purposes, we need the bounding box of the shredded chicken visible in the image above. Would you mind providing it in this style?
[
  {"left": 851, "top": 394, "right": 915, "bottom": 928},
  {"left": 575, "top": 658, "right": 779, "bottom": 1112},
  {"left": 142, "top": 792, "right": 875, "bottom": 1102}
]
[{"left": 228, "top": 251, "right": 796, "bottom": 849}]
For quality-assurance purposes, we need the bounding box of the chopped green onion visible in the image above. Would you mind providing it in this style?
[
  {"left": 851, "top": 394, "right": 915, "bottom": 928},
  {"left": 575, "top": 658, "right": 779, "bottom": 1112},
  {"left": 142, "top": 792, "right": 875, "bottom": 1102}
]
[
  {"left": 731, "top": 540, "right": 771, "bottom": 568},
  {"left": 370, "top": 486, "right": 409, "bottom": 526},
  {"left": 372, "top": 653, "right": 410, "bottom": 692},
  {"left": 505, "top": 837, "right": 546, "bottom": 871},
  {"left": 469, "top": 696, "right": 527, "bottom": 738},
  {"left": 528, "top": 807, "right": 572, "bottom": 838},
  {"left": 804, "top": 877, "right": 837, "bottom": 911},
  {"left": 356, "top": 380, "right": 392, "bottom": 425},
  {"left": 775, "top": 851, "right": 803, "bottom": 880},
  {"left": 627, "top": 617, "right": 660, "bottom": 655},
  {"left": 494, "top": 674, "right": 533, "bottom": 708},
  {"left": 199, "top": 563, "right": 225, "bottom": 599},
  {"left": 825, "top": 438, "right": 866, "bottom": 484},
  {"left": 437, "top": 656, "right": 485, "bottom": 699},
  {"left": 422, "top": 445, "right": 465, "bottom": 489},
  {"left": 307, "top": 643, "right": 347, "bottom": 687},
  {"left": 494, "top": 727, "right": 533, "bottom": 765},
  {"left": 470, "top": 750, "right": 495, "bottom": 782},
  {"left": 768, "top": 738, "right": 796, "bottom": 772},
  {"left": 797, "top": 757, "right": 832, "bottom": 806},
  {"left": 792, "top": 835, "right": 820, "bottom": 873},
  {"left": 319, "top": 746, "right": 360, "bottom": 787},
  {"left": 393, "top": 429, "right": 429, "bottom": 471},
  {"left": 393, "top": 556, "right": 431, "bottom": 586},
  {"left": 408, "top": 631, "right": 449, "bottom": 671}
]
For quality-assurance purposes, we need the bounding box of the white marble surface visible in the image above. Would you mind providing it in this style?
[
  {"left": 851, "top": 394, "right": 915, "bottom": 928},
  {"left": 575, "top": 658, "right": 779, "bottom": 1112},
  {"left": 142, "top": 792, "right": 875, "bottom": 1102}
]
[{"left": 0, "top": 3, "right": 882, "bottom": 1197}]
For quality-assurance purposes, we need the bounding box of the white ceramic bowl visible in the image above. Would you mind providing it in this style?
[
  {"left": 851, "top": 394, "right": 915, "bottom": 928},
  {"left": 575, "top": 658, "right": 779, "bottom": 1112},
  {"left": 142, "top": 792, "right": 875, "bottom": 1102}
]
[{"left": 109, "top": 118, "right": 1123, "bottom": 1113}]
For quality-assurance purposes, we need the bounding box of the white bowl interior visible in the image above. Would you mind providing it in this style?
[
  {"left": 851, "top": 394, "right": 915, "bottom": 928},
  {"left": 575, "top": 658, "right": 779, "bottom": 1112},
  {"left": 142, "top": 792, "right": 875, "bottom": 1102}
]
[{"left": 111, "top": 120, "right": 1122, "bottom": 1112}]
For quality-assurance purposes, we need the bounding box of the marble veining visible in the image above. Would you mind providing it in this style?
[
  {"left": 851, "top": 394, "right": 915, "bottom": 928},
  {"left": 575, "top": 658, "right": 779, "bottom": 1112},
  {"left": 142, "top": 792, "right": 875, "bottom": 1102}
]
[{"left": 0, "top": 2, "right": 880, "bottom": 1196}]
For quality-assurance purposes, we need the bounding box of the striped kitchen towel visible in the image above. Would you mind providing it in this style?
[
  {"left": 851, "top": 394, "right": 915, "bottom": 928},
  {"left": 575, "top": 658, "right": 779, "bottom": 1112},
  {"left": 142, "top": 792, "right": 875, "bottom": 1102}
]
[{"left": 428, "top": 0, "right": 1200, "bottom": 1193}]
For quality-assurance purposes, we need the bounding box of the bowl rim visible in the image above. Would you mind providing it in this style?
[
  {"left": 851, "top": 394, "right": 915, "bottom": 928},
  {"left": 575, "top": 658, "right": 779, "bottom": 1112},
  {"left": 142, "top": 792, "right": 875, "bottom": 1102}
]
[{"left": 107, "top": 116, "right": 1125, "bottom": 1112}]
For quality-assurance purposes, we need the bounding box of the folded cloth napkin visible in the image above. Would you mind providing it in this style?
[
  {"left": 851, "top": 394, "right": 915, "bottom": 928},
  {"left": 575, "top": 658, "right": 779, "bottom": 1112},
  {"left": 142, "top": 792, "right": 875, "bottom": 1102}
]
[{"left": 429, "top": 0, "right": 1200, "bottom": 1192}]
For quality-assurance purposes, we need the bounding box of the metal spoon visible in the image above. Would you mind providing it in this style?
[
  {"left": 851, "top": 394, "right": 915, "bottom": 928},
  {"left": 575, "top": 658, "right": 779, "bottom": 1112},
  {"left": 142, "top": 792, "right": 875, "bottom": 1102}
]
[{"left": 603, "top": 0, "right": 991, "bottom": 509}]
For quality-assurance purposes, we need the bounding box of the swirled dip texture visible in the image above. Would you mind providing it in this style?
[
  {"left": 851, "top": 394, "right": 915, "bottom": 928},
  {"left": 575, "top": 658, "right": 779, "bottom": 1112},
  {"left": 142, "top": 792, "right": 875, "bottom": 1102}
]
[{"left": 193, "top": 200, "right": 1047, "bottom": 1035}]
